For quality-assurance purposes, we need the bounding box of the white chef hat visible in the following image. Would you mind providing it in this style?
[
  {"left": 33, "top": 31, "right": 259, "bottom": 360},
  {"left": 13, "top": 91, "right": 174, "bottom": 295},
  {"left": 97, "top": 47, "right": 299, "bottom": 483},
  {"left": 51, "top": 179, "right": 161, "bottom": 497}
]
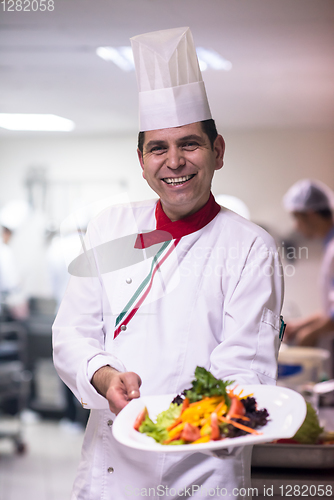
[
  {"left": 0, "top": 200, "right": 30, "bottom": 231},
  {"left": 130, "top": 27, "right": 212, "bottom": 131},
  {"left": 215, "top": 194, "right": 251, "bottom": 220},
  {"left": 283, "top": 179, "right": 334, "bottom": 213}
]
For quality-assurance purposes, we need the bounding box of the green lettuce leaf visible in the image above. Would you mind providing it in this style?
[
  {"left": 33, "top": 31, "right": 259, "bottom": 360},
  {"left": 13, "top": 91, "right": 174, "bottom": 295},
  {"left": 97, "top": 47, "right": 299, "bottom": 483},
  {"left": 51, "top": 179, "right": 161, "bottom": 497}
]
[
  {"left": 139, "top": 403, "right": 182, "bottom": 444},
  {"left": 292, "top": 402, "right": 324, "bottom": 444}
]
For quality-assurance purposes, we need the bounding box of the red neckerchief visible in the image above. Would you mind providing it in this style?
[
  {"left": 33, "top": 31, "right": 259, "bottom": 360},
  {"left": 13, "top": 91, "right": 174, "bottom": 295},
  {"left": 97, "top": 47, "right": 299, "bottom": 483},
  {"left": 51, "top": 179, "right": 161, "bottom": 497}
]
[{"left": 134, "top": 192, "right": 221, "bottom": 249}]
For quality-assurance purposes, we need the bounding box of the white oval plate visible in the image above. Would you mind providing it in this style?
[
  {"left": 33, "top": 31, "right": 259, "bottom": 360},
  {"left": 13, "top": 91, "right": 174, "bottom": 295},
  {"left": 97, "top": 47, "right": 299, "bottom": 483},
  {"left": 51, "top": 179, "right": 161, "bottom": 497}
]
[{"left": 112, "top": 385, "right": 307, "bottom": 453}]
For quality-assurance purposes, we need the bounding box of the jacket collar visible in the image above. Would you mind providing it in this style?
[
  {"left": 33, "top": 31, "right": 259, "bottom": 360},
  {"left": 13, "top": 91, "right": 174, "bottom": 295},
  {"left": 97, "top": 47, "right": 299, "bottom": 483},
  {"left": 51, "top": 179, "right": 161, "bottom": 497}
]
[{"left": 135, "top": 192, "right": 221, "bottom": 249}]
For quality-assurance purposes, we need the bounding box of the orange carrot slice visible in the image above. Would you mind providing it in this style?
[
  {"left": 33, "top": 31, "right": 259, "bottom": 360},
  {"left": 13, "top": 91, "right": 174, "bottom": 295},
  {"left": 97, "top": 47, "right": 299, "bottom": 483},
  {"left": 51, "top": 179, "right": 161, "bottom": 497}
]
[
  {"left": 213, "top": 401, "right": 226, "bottom": 415},
  {"left": 166, "top": 418, "right": 182, "bottom": 431},
  {"left": 218, "top": 415, "right": 262, "bottom": 435},
  {"left": 163, "top": 432, "right": 182, "bottom": 444},
  {"left": 228, "top": 414, "right": 250, "bottom": 421},
  {"left": 180, "top": 397, "right": 190, "bottom": 414},
  {"left": 210, "top": 412, "right": 220, "bottom": 440}
]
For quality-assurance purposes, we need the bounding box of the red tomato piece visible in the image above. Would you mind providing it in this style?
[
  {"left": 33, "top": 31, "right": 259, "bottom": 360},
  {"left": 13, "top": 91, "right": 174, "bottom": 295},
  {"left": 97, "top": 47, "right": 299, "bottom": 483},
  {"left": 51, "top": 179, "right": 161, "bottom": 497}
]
[
  {"left": 133, "top": 407, "right": 148, "bottom": 431},
  {"left": 181, "top": 423, "right": 201, "bottom": 442},
  {"left": 227, "top": 397, "right": 246, "bottom": 418}
]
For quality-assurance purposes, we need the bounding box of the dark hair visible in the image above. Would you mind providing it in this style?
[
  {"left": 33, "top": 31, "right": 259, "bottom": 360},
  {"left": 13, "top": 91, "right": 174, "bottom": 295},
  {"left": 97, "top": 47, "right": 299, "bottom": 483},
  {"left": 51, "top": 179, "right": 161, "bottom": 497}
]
[
  {"left": 315, "top": 208, "right": 333, "bottom": 220},
  {"left": 200, "top": 119, "right": 218, "bottom": 149},
  {"left": 137, "top": 118, "right": 218, "bottom": 154}
]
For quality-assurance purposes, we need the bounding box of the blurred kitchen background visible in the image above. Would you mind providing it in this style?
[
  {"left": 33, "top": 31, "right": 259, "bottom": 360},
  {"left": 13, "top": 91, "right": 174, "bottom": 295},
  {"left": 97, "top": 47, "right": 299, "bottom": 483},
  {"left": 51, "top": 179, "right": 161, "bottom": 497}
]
[{"left": 0, "top": 0, "right": 334, "bottom": 499}]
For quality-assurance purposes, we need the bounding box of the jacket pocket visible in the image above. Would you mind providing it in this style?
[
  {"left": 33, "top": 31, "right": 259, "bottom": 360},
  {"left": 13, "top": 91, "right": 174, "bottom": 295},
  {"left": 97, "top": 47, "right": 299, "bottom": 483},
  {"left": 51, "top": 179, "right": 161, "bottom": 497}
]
[{"left": 251, "top": 308, "right": 281, "bottom": 382}]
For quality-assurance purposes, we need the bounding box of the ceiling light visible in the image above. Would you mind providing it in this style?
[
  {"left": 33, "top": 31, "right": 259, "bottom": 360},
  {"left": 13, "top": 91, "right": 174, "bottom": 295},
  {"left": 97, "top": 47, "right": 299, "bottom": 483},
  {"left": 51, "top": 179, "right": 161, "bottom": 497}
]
[
  {"left": 96, "top": 46, "right": 134, "bottom": 71},
  {"left": 96, "top": 46, "right": 231, "bottom": 72},
  {"left": 196, "top": 48, "right": 232, "bottom": 71},
  {"left": 0, "top": 114, "right": 75, "bottom": 131}
]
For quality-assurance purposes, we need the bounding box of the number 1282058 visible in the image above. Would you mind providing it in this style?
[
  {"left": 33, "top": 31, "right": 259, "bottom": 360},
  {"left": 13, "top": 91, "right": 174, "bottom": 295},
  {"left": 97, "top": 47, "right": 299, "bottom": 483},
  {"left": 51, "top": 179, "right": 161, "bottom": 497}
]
[{"left": 2, "top": 0, "right": 54, "bottom": 11}]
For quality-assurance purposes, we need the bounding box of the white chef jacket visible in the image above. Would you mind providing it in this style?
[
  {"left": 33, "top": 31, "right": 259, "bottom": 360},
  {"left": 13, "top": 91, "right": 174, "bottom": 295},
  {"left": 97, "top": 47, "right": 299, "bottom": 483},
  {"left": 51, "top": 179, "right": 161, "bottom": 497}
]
[
  {"left": 0, "top": 242, "right": 19, "bottom": 293},
  {"left": 53, "top": 199, "right": 284, "bottom": 500},
  {"left": 321, "top": 227, "right": 334, "bottom": 320},
  {"left": 0, "top": 241, "right": 20, "bottom": 315}
]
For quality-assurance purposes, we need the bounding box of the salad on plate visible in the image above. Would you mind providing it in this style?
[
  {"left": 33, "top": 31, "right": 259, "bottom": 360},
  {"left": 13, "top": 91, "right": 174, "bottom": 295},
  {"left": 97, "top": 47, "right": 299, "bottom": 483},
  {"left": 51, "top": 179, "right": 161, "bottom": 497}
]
[{"left": 134, "top": 367, "right": 270, "bottom": 446}]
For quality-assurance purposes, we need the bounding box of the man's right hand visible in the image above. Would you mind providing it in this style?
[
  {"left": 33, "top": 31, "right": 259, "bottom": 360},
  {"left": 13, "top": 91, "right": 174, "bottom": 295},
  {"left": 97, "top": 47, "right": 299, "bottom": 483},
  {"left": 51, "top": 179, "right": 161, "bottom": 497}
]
[{"left": 91, "top": 365, "right": 141, "bottom": 415}]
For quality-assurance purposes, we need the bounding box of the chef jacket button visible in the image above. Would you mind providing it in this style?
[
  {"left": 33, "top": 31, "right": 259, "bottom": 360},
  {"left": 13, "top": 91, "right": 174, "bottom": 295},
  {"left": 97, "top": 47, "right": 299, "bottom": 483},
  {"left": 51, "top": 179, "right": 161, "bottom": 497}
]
[
  {"left": 126, "top": 277, "right": 132, "bottom": 284},
  {"left": 107, "top": 467, "right": 114, "bottom": 474},
  {"left": 120, "top": 325, "right": 127, "bottom": 331},
  {"left": 107, "top": 419, "right": 113, "bottom": 427}
]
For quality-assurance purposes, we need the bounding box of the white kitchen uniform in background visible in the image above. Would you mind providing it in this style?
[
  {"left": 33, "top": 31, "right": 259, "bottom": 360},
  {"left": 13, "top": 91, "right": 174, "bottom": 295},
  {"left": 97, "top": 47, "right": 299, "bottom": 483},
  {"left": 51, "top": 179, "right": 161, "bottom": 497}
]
[
  {"left": 283, "top": 179, "right": 334, "bottom": 365},
  {"left": 53, "top": 199, "right": 284, "bottom": 500},
  {"left": 0, "top": 241, "right": 20, "bottom": 310},
  {"left": 318, "top": 228, "right": 334, "bottom": 375},
  {"left": 321, "top": 227, "right": 334, "bottom": 320},
  {"left": 0, "top": 200, "right": 29, "bottom": 317}
]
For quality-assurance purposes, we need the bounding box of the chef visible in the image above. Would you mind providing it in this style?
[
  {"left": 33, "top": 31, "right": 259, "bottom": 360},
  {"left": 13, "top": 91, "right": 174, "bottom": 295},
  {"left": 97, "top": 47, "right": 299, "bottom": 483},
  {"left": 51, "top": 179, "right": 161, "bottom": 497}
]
[
  {"left": 283, "top": 179, "right": 334, "bottom": 348},
  {"left": 53, "top": 27, "right": 284, "bottom": 500},
  {"left": 0, "top": 200, "right": 29, "bottom": 320}
]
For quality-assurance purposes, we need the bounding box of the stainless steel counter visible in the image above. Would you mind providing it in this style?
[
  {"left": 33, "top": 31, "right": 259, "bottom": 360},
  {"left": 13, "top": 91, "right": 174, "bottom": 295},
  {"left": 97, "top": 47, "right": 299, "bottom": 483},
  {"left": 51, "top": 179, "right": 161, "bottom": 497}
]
[{"left": 250, "top": 407, "right": 334, "bottom": 499}]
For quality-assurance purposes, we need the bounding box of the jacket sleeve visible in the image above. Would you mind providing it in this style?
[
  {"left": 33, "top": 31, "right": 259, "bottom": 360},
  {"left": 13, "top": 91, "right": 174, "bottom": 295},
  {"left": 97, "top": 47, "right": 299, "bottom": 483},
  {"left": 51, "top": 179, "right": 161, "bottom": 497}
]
[
  {"left": 210, "top": 234, "right": 284, "bottom": 386},
  {"left": 52, "top": 223, "right": 126, "bottom": 410},
  {"left": 323, "top": 242, "right": 334, "bottom": 319}
]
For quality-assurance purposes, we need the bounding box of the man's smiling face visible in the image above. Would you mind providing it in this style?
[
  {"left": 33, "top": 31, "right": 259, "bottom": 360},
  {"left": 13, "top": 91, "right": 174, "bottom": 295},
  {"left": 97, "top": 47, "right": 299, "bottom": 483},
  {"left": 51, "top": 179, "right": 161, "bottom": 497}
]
[{"left": 137, "top": 122, "right": 225, "bottom": 221}]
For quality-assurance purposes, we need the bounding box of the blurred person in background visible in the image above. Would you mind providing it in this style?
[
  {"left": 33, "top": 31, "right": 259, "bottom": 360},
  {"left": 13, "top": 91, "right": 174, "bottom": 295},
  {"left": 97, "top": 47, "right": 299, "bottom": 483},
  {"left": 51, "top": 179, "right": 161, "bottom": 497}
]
[
  {"left": 0, "top": 200, "right": 29, "bottom": 321},
  {"left": 283, "top": 179, "right": 334, "bottom": 347},
  {"left": 0, "top": 225, "right": 21, "bottom": 317}
]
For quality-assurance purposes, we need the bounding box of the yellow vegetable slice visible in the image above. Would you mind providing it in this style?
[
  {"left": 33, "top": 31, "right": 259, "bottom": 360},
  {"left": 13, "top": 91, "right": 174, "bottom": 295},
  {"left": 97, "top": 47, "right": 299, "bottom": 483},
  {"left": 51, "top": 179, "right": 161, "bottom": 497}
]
[{"left": 191, "top": 435, "right": 211, "bottom": 444}]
